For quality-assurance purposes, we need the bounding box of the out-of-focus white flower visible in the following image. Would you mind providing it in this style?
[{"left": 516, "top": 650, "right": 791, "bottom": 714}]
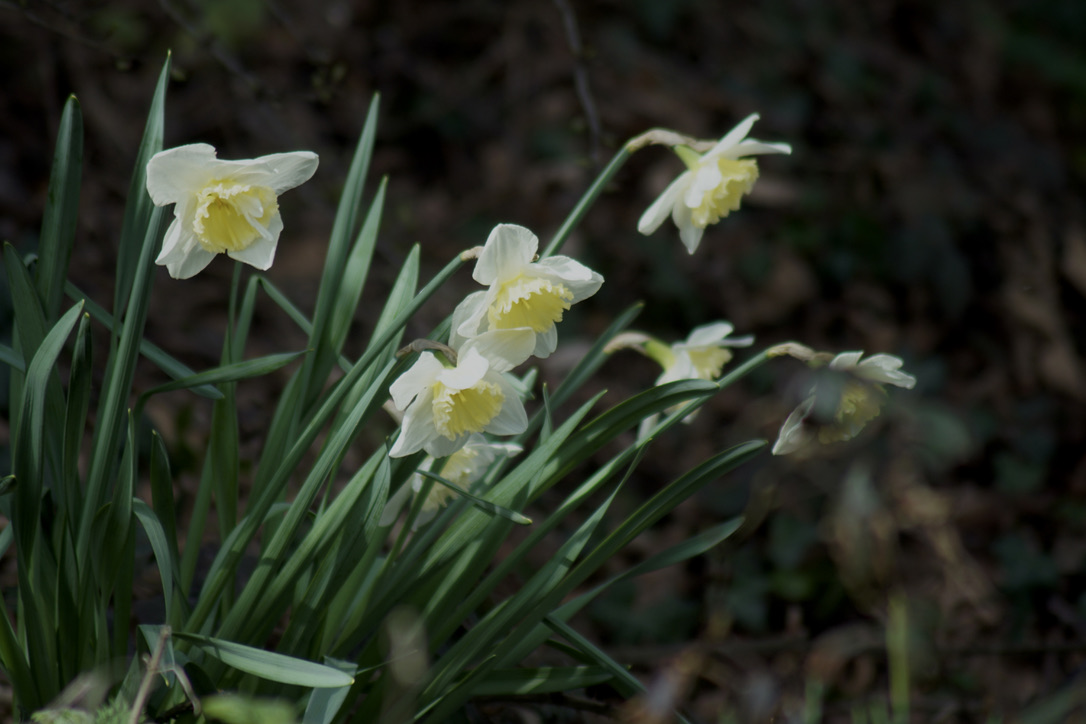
[
  {"left": 389, "top": 328, "right": 535, "bottom": 458},
  {"left": 650, "top": 322, "right": 754, "bottom": 386},
  {"left": 772, "top": 351, "right": 916, "bottom": 456},
  {"left": 451, "top": 224, "right": 603, "bottom": 358},
  {"left": 381, "top": 434, "right": 522, "bottom": 527},
  {"left": 637, "top": 114, "right": 791, "bottom": 254},
  {"left": 609, "top": 322, "right": 753, "bottom": 440},
  {"left": 146, "top": 143, "right": 319, "bottom": 279}
]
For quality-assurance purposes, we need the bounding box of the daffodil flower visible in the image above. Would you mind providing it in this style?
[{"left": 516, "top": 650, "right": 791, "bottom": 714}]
[
  {"left": 772, "top": 351, "right": 916, "bottom": 456},
  {"left": 146, "top": 143, "right": 319, "bottom": 279},
  {"left": 637, "top": 114, "right": 791, "bottom": 254},
  {"left": 389, "top": 328, "right": 535, "bottom": 458},
  {"left": 380, "top": 435, "right": 522, "bottom": 527},
  {"left": 451, "top": 224, "right": 603, "bottom": 358},
  {"left": 648, "top": 322, "right": 754, "bottom": 386}
]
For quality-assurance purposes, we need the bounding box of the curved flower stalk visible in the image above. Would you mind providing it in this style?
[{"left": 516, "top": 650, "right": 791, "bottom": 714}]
[
  {"left": 451, "top": 224, "right": 603, "bottom": 358},
  {"left": 146, "top": 143, "right": 319, "bottom": 279},
  {"left": 772, "top": 351, "right": 917, "bottom": 456},
  {"left": 389, "top": 328, "right": 536, "bottom": 458},
  {"left": 637, "top": 114, "right": 791, "bottom": 254},
  {"left": 380, "top": 435, "right": 522, "bottom": 527}
]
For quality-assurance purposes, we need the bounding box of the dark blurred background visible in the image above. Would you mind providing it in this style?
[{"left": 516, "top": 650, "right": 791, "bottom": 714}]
[{"left": 2, "top": 0, "right": 1086, "bottom": 720}]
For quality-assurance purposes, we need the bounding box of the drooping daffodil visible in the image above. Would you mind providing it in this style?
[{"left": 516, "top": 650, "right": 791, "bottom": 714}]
[
  {"left": 389, "top": 328, "right": 536, "bottom": 458},
  {"left": 637, "top": 114, "right": 791, "bottom": 254},
  {"left": 607, "top": 321, "right": 754, "bottom": 439},
  {"left": 146, "top": 143, "right": 319, "bottom": 279},
  {"left": 451, "top": 224, "right": 604, "bottom": 358},
  {"left": 772, "top": 351, "right": 916, "bottom": 456},
  {"left": 380, "top": 434, "right": 522, "bottom": 527}
]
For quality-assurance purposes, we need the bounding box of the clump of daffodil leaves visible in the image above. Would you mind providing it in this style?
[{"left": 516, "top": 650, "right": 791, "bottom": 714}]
[{"left": 2, "top": 55, "right": 916, "bottom": 724}]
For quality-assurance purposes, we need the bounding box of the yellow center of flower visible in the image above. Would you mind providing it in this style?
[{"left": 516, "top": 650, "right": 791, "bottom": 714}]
[
  {"left": 686, "top": 347, "right": 733, "bottom": 379},
  {"left": 690, "top": 158, "right": 759, "bottom": 229},
  {"left": 192, "top": 181, "right": 279, "bottom": 254},
  {"left": 488, "top": 275, "right": 574, "bottom": 333},
  {"left": 432, "top": 380, "right": 505, "bottom": 440},
  {"left": 817, "top": 381, "right": 887, "bottom": 444}
]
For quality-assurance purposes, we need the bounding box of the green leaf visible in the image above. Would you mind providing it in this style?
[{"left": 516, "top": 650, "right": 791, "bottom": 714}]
[
  {"left": 202, "top": 694, "right": 298, "bottom": 724},
  {"left": 36, "top": 95, "right": 83, "bottom": 321},
  {"left": 64, "top": 282, "right": 222, "bottom": 399},
  {"left": 171, "top": 632, "right": 355, "bottom": 688},
  {"left": 0, "top": 342, "right": 24, "bottom": 371},
  {"left": 301, "top": 658, "right": 357, "bottom": 724},
  {"left": 114, "top": 55, "right": 169, "bottom": 320},
  {"left": 469, "top": 666, "right": 614, "bottom": 696},
  {"left": 132, "top": 499, "right": 177, "bottom": 625},
  {"left": 60, "top": 311, "right": 92, "bottom": 515},
  {"left": 417, "top": 470, "right": 532, "bottom": 525},
  {"left": 139, "top": 350, "right": 308, "bottom": 398}
]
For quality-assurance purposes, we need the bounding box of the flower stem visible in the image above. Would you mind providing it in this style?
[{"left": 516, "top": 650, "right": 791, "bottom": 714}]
[{"left": 542, "top": 145, "right": 631, "bottom": 258}]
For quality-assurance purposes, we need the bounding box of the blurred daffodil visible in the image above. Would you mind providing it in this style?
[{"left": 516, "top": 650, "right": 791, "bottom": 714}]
[
  {"left": 451, "top": 224, "right": 603, "bottom": 358},
  {"left": 146, "top": 143, "right": 318, "bottom": 279},
  {"left": 381, "top": 435, "right": 522, "bottom": 527},
  {"left": 389, "top": 329, "right": 535, "bottom": 458},
  {"left": 637, "top": 114, "right": 790, "bottom": 254},
  {"left": 772, "top": 351, "right": 916, "bottom": 455}
]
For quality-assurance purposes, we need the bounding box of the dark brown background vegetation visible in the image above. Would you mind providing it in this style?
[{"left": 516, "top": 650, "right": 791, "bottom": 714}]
[{"left": 2, "top": 0, "right": 1086, "bottom": 720}]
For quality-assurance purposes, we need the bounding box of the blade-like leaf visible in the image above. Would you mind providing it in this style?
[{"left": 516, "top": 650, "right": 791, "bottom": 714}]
[
  {"left": 36, "top": 96, "right": 83, "bottom": 321},
  {"left": 140, "top": 350, "right": 308, "bottom": 398},
  {"left": 171, "top": 632, "right": 355, "bottom": 688}
]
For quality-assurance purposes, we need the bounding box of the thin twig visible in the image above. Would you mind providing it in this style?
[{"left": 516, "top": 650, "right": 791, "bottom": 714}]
[{"left": 552, "top": 0, "right": 603, "bottom": 167}]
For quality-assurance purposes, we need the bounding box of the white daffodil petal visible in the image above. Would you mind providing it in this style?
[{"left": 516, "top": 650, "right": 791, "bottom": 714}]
[
  {"left": 146, "top": 143, "right": 219, "bottom": 205},
  {"left": 771, "top": 396, "right": 815, "bottom": 455},
  {"left": 534, "top": 257, "right": 604, "bottom": 302},
  {"left": 828, "top": 351, "right": 866, "bottom": 371},
  {"left": 233, "top": 151, "right": 320, "bottom": 194},
  {"left": 226, "top": 213, "right": 283, "bottom": 270},
  {"left": 474, "top": 223, "right": 538, "bottom": 285},
  {"left": 684, "top": 321, "right": 736, "bottom": 347},
  {"left": 438, "top": 348, "right": 491, "bottom": 389},
  {"left": 485, "top": 375, "right": 529, "bottom": 435},
  {"left": 724, "top": 139, "right": 793, "bottom": 158},
  {"left": 675, "top": 207, "right": 703, "bottom": 254},
  {"left": 389, "top": 391, "right": 440, "bottom": 457},
  {"left": 533, "top": 325, "right": 560, "bottom": 359},
  {"left": 390, "top": 352, "right": 445, "bottom": 410},
  {"left": 638, "top": 172, "right": 689, "bottom": 235},
  {"left": 463, "top": 328, "right": 536, "bottom": 373},
  {"left": 450, "top": 291, "right": 487, "bottom": 349},
  {"left": 707, "top": 113, "right": 760, "bottom": 157}
]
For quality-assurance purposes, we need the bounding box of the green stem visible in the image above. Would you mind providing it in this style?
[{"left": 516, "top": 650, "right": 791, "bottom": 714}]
[{"left": 541, "top": 145, "right": 631, "bottom": 258}]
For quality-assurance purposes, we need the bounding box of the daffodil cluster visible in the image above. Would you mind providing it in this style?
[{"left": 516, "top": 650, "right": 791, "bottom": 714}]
[{"left": 388, "top": 223, "right": 603, "bottom": 459}]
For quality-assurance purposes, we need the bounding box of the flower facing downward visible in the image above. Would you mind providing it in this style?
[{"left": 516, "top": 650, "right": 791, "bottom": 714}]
[
  {"left": 389, "top": 329, "right": 536, "bottom": 458},
  {"left": 772, "top": 352, "right": 917, "bottom": 456},
  {"left": 146, "top": 143, "right": 319, "bottom": 279},
  {"left": 451, "top": 224, "right": 603, "bottom": 358},
  {"left": 637, "top": 114, "right": 791, "bottom": 254}
]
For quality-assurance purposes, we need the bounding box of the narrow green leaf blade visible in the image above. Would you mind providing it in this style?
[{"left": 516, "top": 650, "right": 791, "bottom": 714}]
[
  {"left": 171, "top": 632, "right": 355, "bottom": 688},
  {"left": 36, "top": 95, "right": 83, "bottom": 321}
]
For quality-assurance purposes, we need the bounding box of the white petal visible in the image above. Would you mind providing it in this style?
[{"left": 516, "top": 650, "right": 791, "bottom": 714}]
[
  {"left": 423, "top": 432, "right": 471, "bottom": 458},
  {"left": 390, "top": 396, "right": 440, "bottom": 458},
  {"left": 484, "top": 374, "right": 529, "bottom": 435},
  {"left": 226, "top": 212, "right": 283, "bottom": 270},
  {"left": 674, "top": 205, "right": 703, "bottom": 254},
  {"left": 638, "top": 172, "right": 689, "bottom": 235},
  {"left": 474, "top": 224, "right": 538, "bottom": 285},
  {"left": 156, "top": 219, "right": 215, "bottom": 279},
  {"left": 146, "top": 144, "right": 219, "bottom": 206},
  {"left": 230, "top": 151, "right": 320, "bottom": 193},
  {"left": 461, "top": 328, "right": 535, "bottom": 372},
  {"left": 439, "top": 347, "right": 490, "bottom": 389},
  {"left": 684, "top": 164, "right": 723, "bottom": 208},
  {"left": 856, "top": 354, "right": 916, "bottom": 389},
  {"left": 390, "top": 353, "right": 444, "bottom": 410},
  {"left": 705, "top": 114, "right": 760, "bottom": 158},
  {"left": 771, "top": 397, "right": 815, "bottom": 455},
  {"left": 684, "top": 321, "right": 735, "bottom": 347},
  {"left": 450, "top": 291, "right": 488, "bottom": 349},
  {"left": 828, "top": 351, "right": 865, "bottom": 371},
  {"left": 533, "top": 257, "right": 604, "bottom": 303},
  {"left": 532, "top": 324, "right": 559, "bottom": 359},
  {"left": 725, "top": 139, "right": 793, "bottom": 159}
]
